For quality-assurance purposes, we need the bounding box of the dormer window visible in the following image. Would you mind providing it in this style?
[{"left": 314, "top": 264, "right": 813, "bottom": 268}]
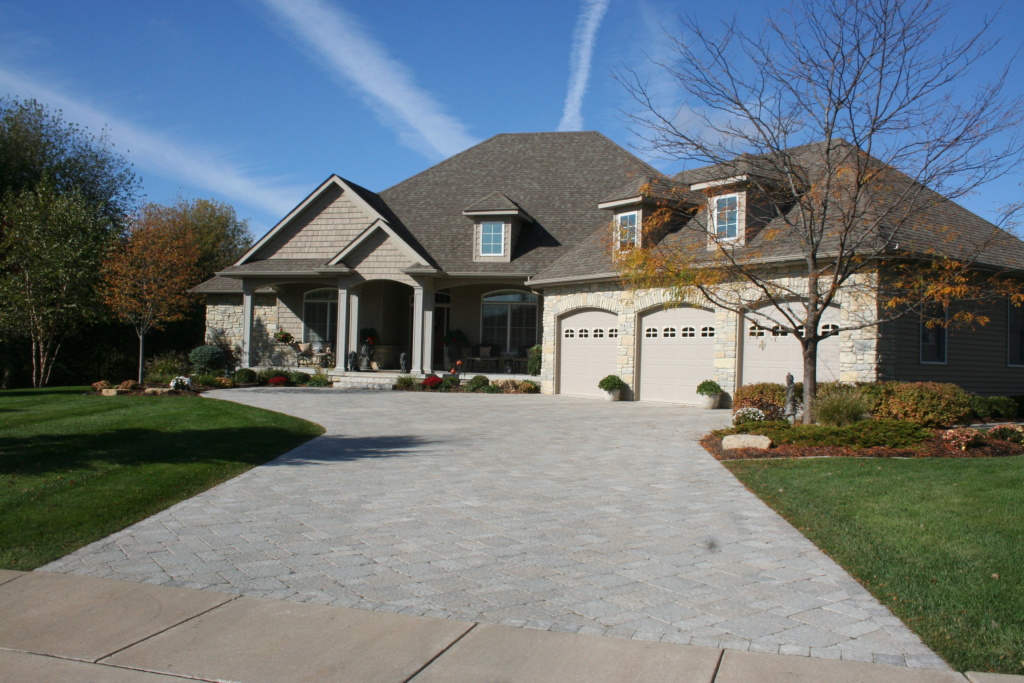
[
  {"left": 617, "top": 210, "right": 639, "bottom": 251},
  {"left": 713, "top": 194, "right": 739, "bottom": 240},
  {"left": 480, "top": 221, "right": 505, "bottom": 256}
]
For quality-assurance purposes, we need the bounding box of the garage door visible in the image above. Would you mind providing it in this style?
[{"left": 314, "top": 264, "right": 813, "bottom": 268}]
[
  {"left": 558, "top": 309, "right": 618, "bottom": 398},
  {"left": 638, "top": 306, "right": 717, "bottom": 404},
  {"left": 742, "top": 306, "right": 840, "bottom": 385}
]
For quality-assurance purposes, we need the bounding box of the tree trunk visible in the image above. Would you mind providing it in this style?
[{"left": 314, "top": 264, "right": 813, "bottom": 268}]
[
  {"left": 802, "top": 336, "right": 818, "bottom": 424},
  {"left": 137, "top": 331, "right": 146, "bottom": 384}
]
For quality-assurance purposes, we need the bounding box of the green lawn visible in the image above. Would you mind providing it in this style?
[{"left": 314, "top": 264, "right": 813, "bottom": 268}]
[
  {"left": 0, "top": 387, "right": 324, "bottom": 570},
  {"left": 725, "top": 456, "right": 1024, "bottom": 675}
]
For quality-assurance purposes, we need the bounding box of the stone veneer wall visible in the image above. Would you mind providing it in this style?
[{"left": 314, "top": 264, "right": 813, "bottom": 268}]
[
  {"left": 204, "top": 293, "right": 288, "bottom": 368},
  {"left": 539, "top": 271, "right": 882, "bottom": 399}
]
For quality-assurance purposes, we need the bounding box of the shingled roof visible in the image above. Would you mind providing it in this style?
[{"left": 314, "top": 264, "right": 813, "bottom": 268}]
[
  {"left": 377, "top": 132, "right": 660, "bottom": 274},
  {"left": 533, "top": 141, "right": 1024, "bottom": 284}
]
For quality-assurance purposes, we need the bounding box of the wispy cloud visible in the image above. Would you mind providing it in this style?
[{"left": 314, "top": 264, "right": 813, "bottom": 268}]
[
  {"left": 558, "top": 0, "right": 611, "bottom": 132},
  {"left": 257, "top": 0, "right": 478, "bottom": 158},
  {"left": 0, "top": 66, "right": 305, "bottom": 217}
]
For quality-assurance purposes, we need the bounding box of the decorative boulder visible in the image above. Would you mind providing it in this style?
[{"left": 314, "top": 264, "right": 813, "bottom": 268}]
[{"left": 722, "top": 434, "right": 772, "bottom": 450}]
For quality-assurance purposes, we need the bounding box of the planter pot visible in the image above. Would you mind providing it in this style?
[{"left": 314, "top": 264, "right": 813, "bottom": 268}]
[
  {"left": 698, "top": 393, "right": 721, "bottom": 409},
  {"left": 603, "top": 388, "right": 621, "bottom": 402}
]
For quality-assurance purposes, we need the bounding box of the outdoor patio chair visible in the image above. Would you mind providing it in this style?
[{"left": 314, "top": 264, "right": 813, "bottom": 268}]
[
  {"left": 466, "top": 344, "right": 500, "bottom": 372},
  {"left": 296, "top": 343, "right": 315, "bottom": 366}
]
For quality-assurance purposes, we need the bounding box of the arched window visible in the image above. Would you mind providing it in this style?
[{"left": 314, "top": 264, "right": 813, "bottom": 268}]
[
  {"left": 645, "top": 327, "right": 658, "bottom": 338},
  {"left": 663, "top": 327, "right": 677, "bottom": 338},
  {"left": 681, "top": 326, "right": 696, "bottom": 338},
  {"left": 821, "top": 323, "right": 839, "bottom": 337},
  {"left": 481, "top": 290, "right": 538, "bottom": 354},
  {"left": 564, "top": 328, "right": 575, "bottom": 338},
  {"left": 701, "top": 326, "right": 716, "bottom": 338},
  {"left": 593, "top": 328, "right": 605, "bottom": 338},
  {"left": 749, "top": 324, "right": 766, "bottom": 337},
  {"left": 303, "top": 289, "right": 338, "bottom": 346},
  {"left": 608, "top": 328, "right": 619, "bottom": 338},
  {"left": 579, "top": 328, "right": 590, "bottom": 338}
]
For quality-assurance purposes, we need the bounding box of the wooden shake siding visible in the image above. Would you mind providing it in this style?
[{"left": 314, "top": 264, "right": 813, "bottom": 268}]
[
  {"left": 888, "top": 300, "right": 1024, "bottom": 395},
  {"left": 257, "top": 185, "right": 374, "bottom": 259},
  {"left": 345, "top": 231, "right": 415, "bottom": 284}
]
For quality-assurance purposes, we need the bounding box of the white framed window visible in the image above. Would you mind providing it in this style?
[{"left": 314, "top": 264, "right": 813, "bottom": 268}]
[
  {"left": 749, "top": 324, "right": 766, "bottom": 337},
  {"left": 579, "top": 328, "right": 590, "bottom": 338},
  {"left": 821, "top": 323, "right": 839, "bottom": 338},
  {"left": 593, "top": 328, "right": 605, "bottom": 338},
  {"left": 303, "top": 288, "right": 338, "bottom": 345},
  {"left": 616, "top": 210, "right": 639, "bottom": 251},
  {"left": 480, "top": 221, "right": 505, "bottom": 256},
  {"left": 564, "top": 328, "right": 575, "bottom": 338},
  {"left": 1009, "top": 301, "right": 1024, "bottom": 366},
  {"left": 771, "top": 325, "right": 788, "bottom": 337},
  {"left": 681, "top": 326, "right": 696, "bottom": 338},
  {"left": 920, "top": 305, "right": 947, "bottom": 364},
  {"left": 608, "top": 328, "right": 619, "bottom": 338},
  {"left": 713, "top": 194, "right": 739, "bottom": 240},
  {"left": 663, "top": 327, "right": 677, "bottom": 337},
  {"left": 645, "top": 327, "right": 658, "bottom": 338},
  {"left": 701, "top": 326, "right": 716, "bottom": 338},
  {"left": 482, "top": 290, "right": 538, "bottom": 354}
]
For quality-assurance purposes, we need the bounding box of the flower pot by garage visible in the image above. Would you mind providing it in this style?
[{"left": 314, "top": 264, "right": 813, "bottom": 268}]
[
  {"left": 699, "top": 393, "right": 721, "bottom": 409},
  {"left": 604, "top": 388, "right": 621, "bottom": 402}
]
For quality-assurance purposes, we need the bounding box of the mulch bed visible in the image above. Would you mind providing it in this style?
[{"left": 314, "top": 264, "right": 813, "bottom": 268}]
[{"left": 701, "top": 433, "right": 1024, "bottom": 461}]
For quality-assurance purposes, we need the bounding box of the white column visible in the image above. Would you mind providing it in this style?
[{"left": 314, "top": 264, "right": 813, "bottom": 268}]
[
  {"left": 421, "top": 287, "right": 435, "bottom": 373},
  {"left": 348, "top": 289, "right": 361, "bottom": 358},
  {"left": 242, "top": 282, "right": 255, "bottom": 367},
  {"left": 334, "top": 284, "right": 348, "bottom": 371},
  {"left": 411, "top": 286, "right": 424, "bottom": 373}
]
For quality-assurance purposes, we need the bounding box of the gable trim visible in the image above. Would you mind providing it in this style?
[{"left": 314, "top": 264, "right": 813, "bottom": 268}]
[
  {"left": 236, "top": 175, "right": 387, "bottom": 265},
  {"left": 328, "top": 218, "right": 426, "bottom": 268}
]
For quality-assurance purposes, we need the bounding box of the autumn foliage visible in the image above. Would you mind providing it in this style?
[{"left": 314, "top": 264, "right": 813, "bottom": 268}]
[{"left": 100, "top": 208, "right": 201, "bottom": 381}]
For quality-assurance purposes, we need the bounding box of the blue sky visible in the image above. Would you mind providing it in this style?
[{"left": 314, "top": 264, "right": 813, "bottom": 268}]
[{"left": 1, "top": 0, "right": 1021, "bottom": 237}]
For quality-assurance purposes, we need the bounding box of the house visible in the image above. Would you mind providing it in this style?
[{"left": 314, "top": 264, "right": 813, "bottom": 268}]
[{"left": 196, "top": 132, "right": 1024, "bottom": 403}]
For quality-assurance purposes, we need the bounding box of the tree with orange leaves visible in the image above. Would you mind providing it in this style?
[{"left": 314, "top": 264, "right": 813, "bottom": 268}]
[
  {"left": 100, "top": 205, "right": 201, "bottom": 383},
  {"left": 616, "top": 0, "right": 1024, "bottom": 422}
]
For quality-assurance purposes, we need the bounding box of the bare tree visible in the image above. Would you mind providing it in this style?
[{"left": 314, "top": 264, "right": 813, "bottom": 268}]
[{"left": 616, "top": 0, "right": 1024, "bottom": 422}]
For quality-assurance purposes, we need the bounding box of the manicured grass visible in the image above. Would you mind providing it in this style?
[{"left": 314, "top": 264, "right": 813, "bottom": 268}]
[
  {"left": 0, "top": 387, "right": 324, "bottom": 570},
  {"left": 725, "top": 456, "right": 1024, "bottom": 675}
]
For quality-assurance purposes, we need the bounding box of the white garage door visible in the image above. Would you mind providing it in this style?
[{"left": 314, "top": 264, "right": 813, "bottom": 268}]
[
  {"left": 742, "top": 306, "right": 841, "bottom": 385},
  {"left": 638, "top": 306, "right": 717, "bottom": 404},
  {"left": 558, "top": 309, "right": 618, "bottom": 398}
]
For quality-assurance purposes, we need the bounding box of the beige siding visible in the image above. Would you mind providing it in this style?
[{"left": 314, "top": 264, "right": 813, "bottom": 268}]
[
  {"left": 887, "top": 300, "right": 1024, "bottom": 395},
  {"left": 255, "top": 185, "right": 374, "bottom": 259},
  {"left": 345, "top": 231, "right": 416, "bottom": 284}
]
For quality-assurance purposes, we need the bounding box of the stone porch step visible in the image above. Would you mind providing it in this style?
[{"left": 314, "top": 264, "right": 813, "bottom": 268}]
[{"left": 326, "top": 373, "right": 397, "bottom": 391}]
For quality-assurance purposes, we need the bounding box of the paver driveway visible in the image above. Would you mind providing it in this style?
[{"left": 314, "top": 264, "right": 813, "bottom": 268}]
[{"left": 45, "top": 389, "right": 944, "bottom": 669}]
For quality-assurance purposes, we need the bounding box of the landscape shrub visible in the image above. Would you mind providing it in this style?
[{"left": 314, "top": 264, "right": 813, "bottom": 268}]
[
  {"left": 855, "top": 381, "right": 889, "bottom": 413},
  {"left": 942, "top": 427, "right": 984, "bottom": 451},
  {"left": 233, "top": 368, "right": 258, "bottom": 384},
  {"left": 91, "top": 380, "right": 111, "bottom": 391},
  {"left": 307, "top": 370, "right": 331, "bottom": 387},
  {"left": 117, "top": 380, "right": 141, "bottom": 391},
  {"left": 144, "top": 352, "right": 189, "bottom": 383},
  {"left": 189, "top": 345, "right": 226, "bottom": 374},
  {"left": 872, "top": 381, "right": 972, "bottom": 428},
  {"left": 438, "top": 376, "right": 462, "bottom": 392},
  {"left": 479, "top": 384, "right": 503, "bottom": 393},
  {"left": 814, "top": 383, "right": 869, "bottom": 427},
  {"left": 465, "top": 375, "right": 490, "bottom": 392},
  {"left": 597, "top": 375, "right": 626, "bottom": 392},
  {"left": 846, "top": 420, "right": 932, "bottom": 449},
  {"left": 422, "top": 374, "right": 442, "bottom": 390},
  {"left": 986, "top": 424, "right": 1024, "bottom": 443},
  {"left": 191, "top": 373, "right": 222, "bottom": 387},
  {"left": 970, "top": 395, "right": 1018, "bottom": 421},
  {"left": 213, "top": 377, "right": 234, "bottom": 388},
  {"left": 257, "top": 368, "right": 290, "bottom": 385},
  {"left": 289, "top": 372, "right": 310, "bottom": 386},
  {"left": 394, "top": 375, "right": 417, "bottom": 390},
  {"left": 493, "top": 379, "right": 521, "bottom": 393},
  {"left": 169, "top": 376, "right": 192, "bottom": 391},
  {"left": 268, "top": 376, "right": 290, "bottom": 387},
  {"left": 732, "top": 382, "right": 801, "bottom": 420},
  {"left": 517, "top": 380, "right": 540, "bottom": 394},
  {"left": 527, "top": 345, "right": 542, "bottom": 376},
  {"left": 733, "top": 407, "right": 767, "bottom": 426}
]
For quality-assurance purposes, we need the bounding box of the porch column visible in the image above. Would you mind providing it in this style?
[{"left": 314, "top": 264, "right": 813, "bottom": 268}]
[
  {"left": 411, "top": 286, "right": 425, "bottom": 372},
  {"left": 242, "top": 281, "right": 255, "bottom": 367},
  {"left": 347, "top": 289, "right": 360, "bottom": 357},
  {"left": 421, "top": 287, "right": 435, "bottom": 374},
  {"left": 334, "top": 284, "right": 348, "bottom": 370}
]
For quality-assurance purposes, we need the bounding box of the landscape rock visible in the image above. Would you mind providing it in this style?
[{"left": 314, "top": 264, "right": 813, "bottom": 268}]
[
  {"left": 144, "top": 388, "right": 173, "bottom": 396},
  {"left": 722, "top": 434, "right": 772, "bottom": 450},
  {"left": 100, "top": 389, "right": 122, "bottom": 397}
]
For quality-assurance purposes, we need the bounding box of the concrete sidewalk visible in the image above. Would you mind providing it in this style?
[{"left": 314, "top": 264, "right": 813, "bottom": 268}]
[{"left": 0, "top": 570, "right": 1015, "bottom": 683}]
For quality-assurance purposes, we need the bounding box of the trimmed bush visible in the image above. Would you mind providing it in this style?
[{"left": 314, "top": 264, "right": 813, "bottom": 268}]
[
  {"left": 518, "top": 380, "right": 540, "bottom": 394},
  {"left": 597, "top": 375, "right": 626, "bottom": 392},
  {"left": 257, "top": 368, "right": 290, "bottom": 385},
  {"left": 987, "top": 424, "right": 1024, "bottom": 443},
  {"left": 117, "top": 380, "right": 141, "bottom": 391},
  {"left": 233, "top": 368, "right": 258, "bottom": 384},
  {"left": 722, "top": 419, "right": 930, "bottom": 449},
  {"left": 872, "top": 381, "right": 972, "bottom": 428},
  {"left": 268, "top": 376, "right": 290, "bottom": 387},
  {"left": 733, "top": 406, "right": 767, "bottom": 426},
  {"left": 422, "top": 374, "right": 442, "bottom": 390},
  {"left": 970, "top": 395, "right": 1018, "bottom": 421},
  {"left": 527, "top": 345, "right": 542, "bottom": 376},
  {"left": 290, "top": 372, "right": 310, "bottom": 386},
  {"left": 307, "top": 371, "right": 331, "bottom": 387},
  {"left": 465, "top": 375, "right": 490, "bottom": 392},
  {"left": 814, "top": 384, "right": 869, "bottom": 427},
  {"left": 191, "top": 373, "right": 223, "bottom": 387},
  {"left": 394, "top": 375, "right": 417, "bottom": 391},
  {"left": 91, "top": 380, "right": 111, "bottom": 391},
  {"left": 732, "top": 382, "right": 801, "bottom": 421},
  {"left": 189, "top": 345, "right": 226, "bottom": 373},
  {"left": 479, "top": 384, "right": 503, "bottom": 394},
  {"left": 438, "top": 376, "right": 462, "bottom": 392}
]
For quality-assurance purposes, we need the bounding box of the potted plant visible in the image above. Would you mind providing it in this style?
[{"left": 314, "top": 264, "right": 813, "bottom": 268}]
[
  {"left": 597, "top": 374, "right": 627, "bottom": 401},
  {"left": 273, "top": 329, "right": 294, "bottom": 344},
  {"left": 696, "top": 379, "right": 723, "bottom": 409}
]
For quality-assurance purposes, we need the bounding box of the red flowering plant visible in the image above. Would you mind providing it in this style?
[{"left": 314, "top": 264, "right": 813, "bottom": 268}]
[
  {"left": 422, "top": 374, "right": 442, "bottom": 390},
  {"left": 268, "top": 376, "right": 290, "bottom": 387}
]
